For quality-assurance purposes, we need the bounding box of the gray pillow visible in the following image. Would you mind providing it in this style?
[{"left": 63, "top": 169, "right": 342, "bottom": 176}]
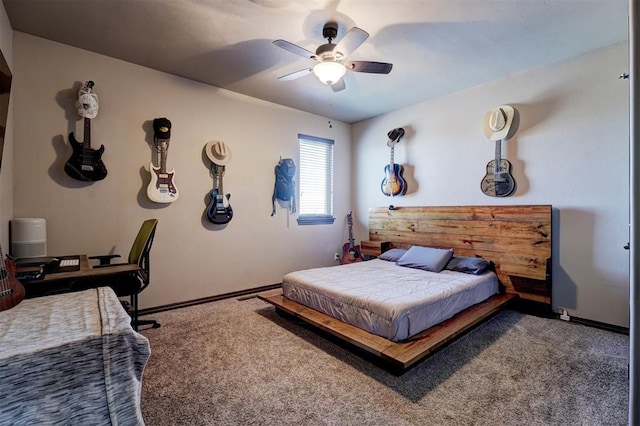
[
  {"left": 396, "top": 246, "right": 454, "bottom": 272},
  {"left": 378, "top": 248, "right": 407, "bottom": 262},
  {"left": 444, "top": 256, "right": 492, "bottom": 275}
]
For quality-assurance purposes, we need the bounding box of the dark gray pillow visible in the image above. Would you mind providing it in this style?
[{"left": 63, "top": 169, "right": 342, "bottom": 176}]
[
  {"left": 444, "top": 256, "right": 492, "bottom": 275},
  {"left": 378, "top": 248, "right": 407, "bottom": 262},
  {"left": 396, "top": 246, "right": 454, "bottom": 272}
]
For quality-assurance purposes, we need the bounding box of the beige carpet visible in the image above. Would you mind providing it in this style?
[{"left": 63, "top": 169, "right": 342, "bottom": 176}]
[{"left": 139, "top": 296, "right": 629, "bottom": 425}]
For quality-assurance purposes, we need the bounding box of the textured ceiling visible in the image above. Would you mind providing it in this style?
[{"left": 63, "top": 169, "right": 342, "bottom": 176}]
[{"left": 2, "top": 0, "right": 629, "bottom": 123}]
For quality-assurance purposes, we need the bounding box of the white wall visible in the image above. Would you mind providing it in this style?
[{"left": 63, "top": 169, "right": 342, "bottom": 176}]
[
  {"left": 352, "top": 42, "right": 630, "bottom": 327},
  {"left": 12, "top": 32, "right": 352, "bottom": 309},
  {"left": 0, "top": 3, "right": 13, "bottom": 251}
]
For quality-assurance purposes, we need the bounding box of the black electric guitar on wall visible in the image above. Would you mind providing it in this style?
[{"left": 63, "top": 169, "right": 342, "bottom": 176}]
[
  {"left": 380, "top": 127, "right": 407, "bottom": 197},
  {"left": 206, "top": 164, "right": 233, "bottom": 224},
  {"left": 341, "top": 211, "right": 362, "bottom": 264},
  {"left": 480, "top": 139, "right": 516, "bottom": 197},
  {"left": 0, "top": 243, "right": 25, "bottom": 312},
  {"left": 64, "top": 81, "right": 107, "bottom": 182}
]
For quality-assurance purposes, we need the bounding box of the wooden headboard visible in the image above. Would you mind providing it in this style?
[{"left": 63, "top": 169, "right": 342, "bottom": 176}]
[{"left": 364, "top": 205, "right": 552, "bottom": 304}]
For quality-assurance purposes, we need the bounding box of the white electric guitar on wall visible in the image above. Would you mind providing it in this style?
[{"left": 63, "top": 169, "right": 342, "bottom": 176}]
[{"left": 147, "top": 139, "right": 179, "bottom": 203}]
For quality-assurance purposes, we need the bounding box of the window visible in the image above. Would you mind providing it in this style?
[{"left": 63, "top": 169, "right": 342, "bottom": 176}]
[{"left": 297, "top": 134, "right": 335, "bottom": 225}]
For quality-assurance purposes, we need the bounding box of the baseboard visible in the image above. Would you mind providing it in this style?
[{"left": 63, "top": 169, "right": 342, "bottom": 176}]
[
  {"left": 509, "top": 298, "right": 628, "bottom": 335},
  {"left": 566, "top": 316, "right": 629, "bottom": 335},
  {"left": 138, "top": 283, "right": 282, "bottom": 316}
]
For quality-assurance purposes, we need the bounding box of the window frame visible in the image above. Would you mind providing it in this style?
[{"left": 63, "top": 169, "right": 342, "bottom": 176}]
[{"left": 296, "top": 134, "right": 335, "bottom": 225}]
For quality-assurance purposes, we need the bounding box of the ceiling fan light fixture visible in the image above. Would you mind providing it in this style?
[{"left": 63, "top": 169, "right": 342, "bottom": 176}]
[{"left": 313, "top": 61, "right": 346, "bottom": 85}]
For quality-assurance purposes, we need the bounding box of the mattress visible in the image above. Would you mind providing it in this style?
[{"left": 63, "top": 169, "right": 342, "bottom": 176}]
[
  {"left": 0, "top": 287, "right": 150, "bottom": 425},
  {"left": 283, "top": 259, "right": 499, "bottom": 342}
]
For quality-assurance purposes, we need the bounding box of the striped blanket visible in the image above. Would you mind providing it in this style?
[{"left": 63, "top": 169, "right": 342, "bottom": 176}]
[{"left": 0, "top": 287, "right": 150, "bottom": 425}]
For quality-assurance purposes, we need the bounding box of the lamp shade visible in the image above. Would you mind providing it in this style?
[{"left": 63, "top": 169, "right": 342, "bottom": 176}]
[{"left": 313, "top": 61, "right": 346, "bottom": 85}]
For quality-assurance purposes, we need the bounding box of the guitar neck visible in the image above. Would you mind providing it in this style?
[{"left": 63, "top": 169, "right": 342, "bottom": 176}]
[
  {"left": 494, "top": 139, "right": 502, "bottom": 174},
  {"left": 0, "top": 243, "right": 7, "bottom": 289},
  {"left": 347, "top": 212, "right": 356, "bottom": 249},
  {"left": 83, "top": 117, "right": 91, "bottom": 149},
  {"left": 157, "top": 141, "right": 168, "bottom": 173},
  {"left": 348, "top": 225, "right": 355, "bottom": 248},
  {"left": 389, "top": 145, "right": 395, "bottom": 168},
  {"left": 214, "top": 165, "right": 225, "bottom": 195}
]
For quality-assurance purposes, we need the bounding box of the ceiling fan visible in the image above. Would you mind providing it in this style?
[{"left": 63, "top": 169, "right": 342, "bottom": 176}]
[{"left": 273, "top": 22, "right": 393, "bottom": 92}]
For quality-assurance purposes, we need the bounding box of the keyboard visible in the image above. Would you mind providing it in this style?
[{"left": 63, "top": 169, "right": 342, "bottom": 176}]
[{"left": 59, "top": 258, "right": 79, "bottom": 267}]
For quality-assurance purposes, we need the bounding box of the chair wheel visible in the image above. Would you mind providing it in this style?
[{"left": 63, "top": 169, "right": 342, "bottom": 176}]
[{"left": 152, "top": 323, "right": 161, "bottom": 329}]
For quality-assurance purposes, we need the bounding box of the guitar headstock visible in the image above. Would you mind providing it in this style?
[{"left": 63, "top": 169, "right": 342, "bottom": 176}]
[
  {"left": 347, "top": 211, "right": 353, "bottom": 226},
  {"left": 77, "top": 80, "right": 98, "bottom": 119}
]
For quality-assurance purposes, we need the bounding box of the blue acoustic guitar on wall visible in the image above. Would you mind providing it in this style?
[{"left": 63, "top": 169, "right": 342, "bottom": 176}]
[
  {"left": 64, "top": 81, "right": 108, "bottom": 182},
  {"left": 381, "top": 127, "right": 407, "bottom": 196}
]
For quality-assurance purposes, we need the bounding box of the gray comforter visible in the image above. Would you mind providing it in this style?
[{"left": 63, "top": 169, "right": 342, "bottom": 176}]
[{"left": 0, "top": 287, "right": 150, "bottom": 425}]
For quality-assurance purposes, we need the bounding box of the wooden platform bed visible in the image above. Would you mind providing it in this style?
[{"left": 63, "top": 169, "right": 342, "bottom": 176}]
[{"left": 259, "top": 205, "right": 552, "bottom": 374}]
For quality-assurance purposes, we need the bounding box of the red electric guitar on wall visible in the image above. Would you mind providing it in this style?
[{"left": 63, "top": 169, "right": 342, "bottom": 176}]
[{"left": 341, "top": 211, "right": 362, "bottom": 264}]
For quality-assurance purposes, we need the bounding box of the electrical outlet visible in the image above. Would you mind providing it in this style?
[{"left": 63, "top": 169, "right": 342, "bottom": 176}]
[{"left": 334, "top": 253, "right": 340, "bottom": 261}]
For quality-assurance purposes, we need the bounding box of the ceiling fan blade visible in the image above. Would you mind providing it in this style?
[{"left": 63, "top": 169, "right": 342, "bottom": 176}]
[
  {"left": 277, "top": 68, "right": 313, "bottom": 81},
  {"left": 273, "top": 39, "right": 316, "bottom": 59},
  {"left": 345, "top": 60, "right": 393, "bottom": 74},
  {"left": 330, "top": 79, "right": 346, "bottom": 92},
  {"left": 333, "top": 27, "right": 369, "bottom": 58}
]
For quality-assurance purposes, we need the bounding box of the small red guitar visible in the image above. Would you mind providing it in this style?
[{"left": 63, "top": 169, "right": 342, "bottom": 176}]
[
  {"left": 0, "top": 243, "right": 25, "bottom": 312},
  {"left": 341, "top": 211, "right": 363, "bottom": 264}
]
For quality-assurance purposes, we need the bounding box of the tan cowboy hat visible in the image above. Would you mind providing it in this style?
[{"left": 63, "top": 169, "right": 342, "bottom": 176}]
[
  {"left": 205, "top": 141, "right": 232, "bottom": 166},
  {"left": 482, "top": 105, "right": 516, "bottom": 141}
]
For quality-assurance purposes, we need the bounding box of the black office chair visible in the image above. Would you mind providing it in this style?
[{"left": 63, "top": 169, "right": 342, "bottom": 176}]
[{"left": 89, "top": 219, "right": 160, "bottom": 330}]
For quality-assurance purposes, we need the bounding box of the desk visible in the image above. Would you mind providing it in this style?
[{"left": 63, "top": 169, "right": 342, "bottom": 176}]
[{"left": 18, "top": 255, "right": 141, "bottom": 299}]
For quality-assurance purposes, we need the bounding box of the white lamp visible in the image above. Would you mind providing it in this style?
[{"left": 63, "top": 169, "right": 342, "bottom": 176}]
[{"left": 313, "top": 61, "right": 346, "bottom": 85}]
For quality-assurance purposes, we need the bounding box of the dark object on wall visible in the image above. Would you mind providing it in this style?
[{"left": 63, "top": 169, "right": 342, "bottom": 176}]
[
  {"left": 271, "top": 158, "right": 296, "bottom": 216},
  {"left": 381, "top": 127, "right": 407, "bottom": 196},
  {"left": 64, "top": 81, "right": 107, "bottom": 182},
  {"left": 205, "top": 141, "right": 233, "bottom": 224},
  {"left": 153, "top": 117, "right": 171, "bottom": 139},
  {"left": 0, "top": 47, "right": 11, "bottom": 172}
]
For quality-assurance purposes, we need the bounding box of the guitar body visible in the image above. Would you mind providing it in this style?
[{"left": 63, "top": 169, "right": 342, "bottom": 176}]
[
  {"left": 65, "top": 132, "right": 108, "bottom": 181},
  {"left": 481, "top": 159, "right": 516, "bottom": 197},
  {"left": 206, "top": 189, "right": 233, "bottom": 224},
  {"left": 341, "top": 242, "right": 363, "bottom": 264},
  {"left": 0, "top": 257, "right": 25, "bottom": 312},
  {"left": 381, "top": 163, "right": 407, "bottom": 197},
  {"left": 147, "top": 162, "right": 179, "bottom": 203}
]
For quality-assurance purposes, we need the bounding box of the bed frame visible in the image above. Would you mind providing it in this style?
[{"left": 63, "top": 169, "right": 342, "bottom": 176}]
[{"left": 259, "top": 205, "right": 552, "bottom": 373}]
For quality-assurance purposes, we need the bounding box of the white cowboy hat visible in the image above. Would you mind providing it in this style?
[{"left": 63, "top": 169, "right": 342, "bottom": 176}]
[
  {"left": 205, "top": 141, "right": 232, "bottom": 166},
  {"left": 482, "top": 105, "right": 515, "bottom": 141}
]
